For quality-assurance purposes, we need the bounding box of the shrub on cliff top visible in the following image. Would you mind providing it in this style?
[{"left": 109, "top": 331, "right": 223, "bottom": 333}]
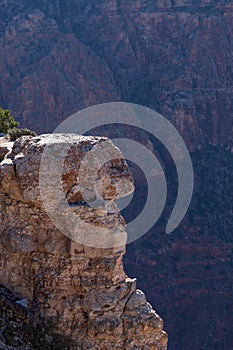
[
  {"left": 0, "top": 107, "right": 36, "bottom": 140},
  {"left": 0, "top": 107, "right": 19, "bottom": 134},
  {"left": 8, "top": 127, "right": 36, "bottom": 141}
]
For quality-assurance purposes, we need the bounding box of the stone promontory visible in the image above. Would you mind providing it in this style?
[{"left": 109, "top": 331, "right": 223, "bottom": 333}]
[{"left": 0, "top": 134, "right": 167, "bottom": 349}]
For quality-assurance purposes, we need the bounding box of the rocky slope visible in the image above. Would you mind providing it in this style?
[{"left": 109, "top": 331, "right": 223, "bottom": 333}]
[
  {"left": 0, "top": 134, "right": 168, "bottom": 349},
  {"left": 0, "top": 0, "right": 233, "bottom": 149}
]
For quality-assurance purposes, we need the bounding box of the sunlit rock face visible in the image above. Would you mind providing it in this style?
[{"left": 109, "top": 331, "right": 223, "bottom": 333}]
[{"left": 0, "top": 134, "right": 167, "bottom": 349}]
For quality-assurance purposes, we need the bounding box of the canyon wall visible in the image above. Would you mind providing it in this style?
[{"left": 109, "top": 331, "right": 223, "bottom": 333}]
[
  {"left": 0, "top": 1, "right": 233, "bottom": 349},
  {"left": 124, "top": 144, "right": 233, "bottom": 350},
  {"left": 0, "top": 0, "right": 232, "bottom": 149}
]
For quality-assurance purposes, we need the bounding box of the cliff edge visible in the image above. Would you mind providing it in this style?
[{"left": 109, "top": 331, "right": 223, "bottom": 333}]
[{"left": 0, "top": 134, "right": 167, "bottom": 349}]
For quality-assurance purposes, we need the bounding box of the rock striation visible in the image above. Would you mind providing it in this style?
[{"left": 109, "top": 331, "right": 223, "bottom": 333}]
[{"left": 0, "top": 134, "right": 168, "bottom": 349}]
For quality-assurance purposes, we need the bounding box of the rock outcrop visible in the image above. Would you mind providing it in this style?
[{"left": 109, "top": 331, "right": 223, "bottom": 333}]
[{"left": 0, "top": 134, "right": 168, "bottom": 349}]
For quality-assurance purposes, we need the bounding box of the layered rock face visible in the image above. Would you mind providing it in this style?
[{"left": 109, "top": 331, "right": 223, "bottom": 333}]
[
  {"left": 0, "top": 134, "right": 167, "bottom": 349},
  {"left": 0, "top": 0, "right": 232, "bottom": 149}
]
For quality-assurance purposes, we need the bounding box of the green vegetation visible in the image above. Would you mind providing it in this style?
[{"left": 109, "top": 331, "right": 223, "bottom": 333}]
[
  {"left": 8, "top": 127, "right": 36, "bottom": 141},
  {"left": 0, "top": 107, "right": 18, "bottom": 134},
  {"left": 0, "top": 107, "right": 36, "bottom": 140}
]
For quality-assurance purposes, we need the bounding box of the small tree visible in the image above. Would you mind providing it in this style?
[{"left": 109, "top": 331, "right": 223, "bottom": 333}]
[{"left": 0, "top": 107, "right": 19, "bottom": 134}]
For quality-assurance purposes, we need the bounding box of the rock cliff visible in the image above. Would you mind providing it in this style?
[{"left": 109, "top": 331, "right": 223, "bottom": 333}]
[{"left": 0, "top": 134, "right": 168, "bottom": 349}]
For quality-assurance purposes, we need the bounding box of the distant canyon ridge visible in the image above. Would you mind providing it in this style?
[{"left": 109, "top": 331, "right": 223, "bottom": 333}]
[{"left": 0, "top": 0, "right": 233, "bottom": 150}]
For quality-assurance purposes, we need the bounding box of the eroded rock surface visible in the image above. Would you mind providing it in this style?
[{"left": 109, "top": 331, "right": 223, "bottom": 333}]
[{"left": 0, "top": 134, "right": 167, "bottom": 349}]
